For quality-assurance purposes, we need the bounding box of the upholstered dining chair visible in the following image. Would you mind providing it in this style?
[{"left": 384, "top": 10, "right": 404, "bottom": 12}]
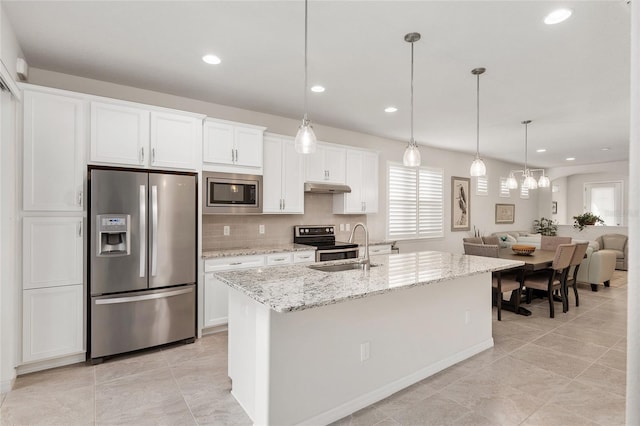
[
  {"left": 540, "top": 235, "right": 572, "bottom": 251},
  {"left": 564, "top": 241, "right": 589, "bottom": 308},
  {"left": 524, "top": 243, "right": 576, "bottom": 318},
  {"left": 463, "top": 243, "right": 522, "bottom": 321}
]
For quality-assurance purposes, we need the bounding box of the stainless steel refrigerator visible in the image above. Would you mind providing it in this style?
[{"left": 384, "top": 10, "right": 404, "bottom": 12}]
[{"left": 88, "top": 166, "right": 197, "bottom": 363}]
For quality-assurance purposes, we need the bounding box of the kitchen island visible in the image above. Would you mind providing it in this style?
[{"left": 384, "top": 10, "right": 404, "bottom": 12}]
[{"left": 215, "top": 251, "right": 522, "bottom": 425}]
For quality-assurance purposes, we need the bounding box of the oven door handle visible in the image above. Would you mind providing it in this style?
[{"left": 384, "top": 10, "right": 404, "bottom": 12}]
[{"left": 317, "top": 247, "right": 359, "bottom": 255}]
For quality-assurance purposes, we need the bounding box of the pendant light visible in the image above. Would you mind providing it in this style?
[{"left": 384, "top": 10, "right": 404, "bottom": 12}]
[
  {"left": 521, "top": 120, "right": 538, "bottom": 190},
  {"left": 469, "top": 67, "right": 487, "bottom": 177},
  {"left": 403, "top": 32, "right": 421, "bottom": 167},
  {"left": 294, "top": 0, "right": 317, "bottom": 154}
]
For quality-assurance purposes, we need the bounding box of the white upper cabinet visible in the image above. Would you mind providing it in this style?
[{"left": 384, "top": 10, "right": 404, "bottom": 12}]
[
  {"left": 334, "top": 149, "right": 379, "bottom": 214},
  {"left": 23, "top": 90, "right": 86, "bottom": 211},
  {"left": 263, "top": 134, "right": 304, "bottom": 214},
  {"left": 90, "top": 101, "right": 149, "bottom": 166},
  {"left": 150, "top": 112, "right": 202, "bottom": 169},
  {"left": 90, "top": 101, "right": 203, "bottom": 170},
  {"left": 203, "top": 118, "right": 266, "bottom": 174},
  {"left": 304, "top": 143, "right": 346, "bottom": 184}
]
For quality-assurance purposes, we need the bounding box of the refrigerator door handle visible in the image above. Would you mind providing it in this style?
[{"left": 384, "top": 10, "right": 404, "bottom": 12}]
[
  {"left": 94, "top": 287, "right": 194, "bottom": 305},
  {"left": 151, "top": 185, "right": 158, "bottom": 277},
  {"left": 139, "top": 185, "right": 146, "bottom": 278}
]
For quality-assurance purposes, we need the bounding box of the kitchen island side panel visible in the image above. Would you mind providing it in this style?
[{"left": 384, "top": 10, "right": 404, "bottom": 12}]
[{"left": 227, "top": 272, "right": 493, "bottom": 426}]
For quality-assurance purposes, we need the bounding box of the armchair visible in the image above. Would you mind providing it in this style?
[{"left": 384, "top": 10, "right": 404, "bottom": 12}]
[{"left": 595, "top": 234, "right": 628, "bottom": 270}]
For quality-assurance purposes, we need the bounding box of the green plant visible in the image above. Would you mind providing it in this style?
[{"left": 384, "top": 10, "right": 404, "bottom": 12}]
[
  {"left": 573, "top": 212, "right": 605, "bottom": 231},
  {"left": 533, "top": 217, "right": 558, "bottom": 236}
]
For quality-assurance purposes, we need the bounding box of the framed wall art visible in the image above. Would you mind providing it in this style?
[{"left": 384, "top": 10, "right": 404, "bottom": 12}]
[
  {"left": 495, "top": 203, "right": 515, "bottom": 224},
  {"left": 451, "top": 176, "right": 470, "bottom": 231}
]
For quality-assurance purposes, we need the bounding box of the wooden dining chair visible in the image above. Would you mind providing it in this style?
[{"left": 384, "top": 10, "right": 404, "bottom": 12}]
[
  {"left": 564, "top": 242, "right": 589, "bottom": 308},
  {"left": 463, "top": 243, "right": 522, "bottom": 321},
  {"left": 524, "top": 243, "right": 576, "bottom": 318},
  {"left": 540, "top": 236, "right": 572, "bottom": 251}
]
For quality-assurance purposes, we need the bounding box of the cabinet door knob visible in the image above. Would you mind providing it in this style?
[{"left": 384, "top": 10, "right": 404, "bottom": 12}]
[
  {"left": 140, "top": 147, "right": 145, "bottom": 164},
  {"left": 77, "top": 190, "right": 83, "bottom": 207},
  {"left": 152, "top": 148, "right": 156, "bottom": 163}
]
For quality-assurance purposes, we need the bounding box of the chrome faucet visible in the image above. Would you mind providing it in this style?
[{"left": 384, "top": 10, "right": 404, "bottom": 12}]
[{"left": 348, "top": 222, "right": 370, "bottom": 270}]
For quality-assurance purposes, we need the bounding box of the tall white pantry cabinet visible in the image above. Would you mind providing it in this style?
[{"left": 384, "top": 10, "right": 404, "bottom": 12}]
[{"left": 21, "top": 88, "right": 87, "bottom": 366}]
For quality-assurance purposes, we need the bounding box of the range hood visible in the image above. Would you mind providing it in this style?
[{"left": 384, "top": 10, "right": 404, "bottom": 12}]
[{"left": 304, "top": 182, "right": 352, "bottom": 194}]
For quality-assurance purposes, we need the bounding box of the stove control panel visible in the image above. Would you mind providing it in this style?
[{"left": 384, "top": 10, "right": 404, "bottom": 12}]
[{"left": 294, "top": 225, "right": 336, "bottom": 238}]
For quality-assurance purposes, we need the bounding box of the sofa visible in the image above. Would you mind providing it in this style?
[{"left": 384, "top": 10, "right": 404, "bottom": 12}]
[
  {"left": 489, "top": 231, "right": 616, "bottom": 291},
  {"left": 595, "top": 234, "right": 628, "bottom": 270}
]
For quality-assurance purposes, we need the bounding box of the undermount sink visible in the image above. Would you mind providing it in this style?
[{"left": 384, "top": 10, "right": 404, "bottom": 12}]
[{"left": 308, "top": 262, "right": 378, "bottom": 273}]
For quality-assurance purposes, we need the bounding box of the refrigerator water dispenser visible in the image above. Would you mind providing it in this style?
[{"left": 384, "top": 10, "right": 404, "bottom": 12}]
[{"left": 97, "top": 214, "right": 130, "bottom": 256}]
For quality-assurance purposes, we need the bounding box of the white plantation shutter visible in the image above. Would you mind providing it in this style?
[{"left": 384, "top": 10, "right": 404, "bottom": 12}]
[
  {"left": 520, "top": 184, "right": 530, "bottom": 199},
  {"left": 499, "top": 177, "right": 511, "bottom": 198},
  {"left": 388, "top": 164, "right": 443, "bottom": 239},
  {"left": 475, "top": 176, "right": 488, "bottom": 196}
]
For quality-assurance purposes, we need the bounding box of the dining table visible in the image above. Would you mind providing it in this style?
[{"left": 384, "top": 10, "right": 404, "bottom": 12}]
[{"left": 496, "top": 247, "right": 558, "bottom": 316}]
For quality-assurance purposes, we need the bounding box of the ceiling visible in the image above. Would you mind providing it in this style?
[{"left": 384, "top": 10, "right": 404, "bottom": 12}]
[{"left": 4, "top": 1, "right": 631, "bottom": 169}]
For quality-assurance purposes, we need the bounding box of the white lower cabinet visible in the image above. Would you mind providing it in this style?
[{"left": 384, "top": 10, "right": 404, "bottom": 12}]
[
  {"left": 203, "top": 255, "right": 266, "bottom": 329},
  {"left": 293, "top": 250, "right": 316, "bottom": 263},
  {"left": 23, "top": 217, "right": 83, "bottom": 290},
  {"left": 22, "top": 284, "right": 84, "bottom": 363},
  {"left": 364, "top": 244, "right": 393, "bottom": 256}
]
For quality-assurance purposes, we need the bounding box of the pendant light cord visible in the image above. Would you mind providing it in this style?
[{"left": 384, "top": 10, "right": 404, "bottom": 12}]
[
  {"left": 476, "top": 73, "right": 480, "bottom": 157},
  {"left": 410, "top": 40, "right": 414, "bottom": 145},
  {"left": 303, "top": 0, "right": 309, "bottom": 121},
  {"left": 524, "top": 121, "right": 529, "bottom": 172}
]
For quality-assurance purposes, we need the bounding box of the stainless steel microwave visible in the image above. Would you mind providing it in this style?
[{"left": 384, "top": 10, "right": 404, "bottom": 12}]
[{"left": 202, "top": 172, "right": 263, "bottom": 214}]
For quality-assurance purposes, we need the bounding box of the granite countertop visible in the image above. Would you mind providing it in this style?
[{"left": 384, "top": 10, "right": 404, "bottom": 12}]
[
  {"left": 368, "top": 240, "right": 397, "bottom": 246},
  {"left": 214, "top": 251, "right": 523, "bottom": 313},
  {"left": 202, "top": 243, "right": 315, "bottom": 259}
]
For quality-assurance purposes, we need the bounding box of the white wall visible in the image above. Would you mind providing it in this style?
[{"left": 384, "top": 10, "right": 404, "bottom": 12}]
[{"left": 0, "top": 2, "right": 23, "bottom": 394}]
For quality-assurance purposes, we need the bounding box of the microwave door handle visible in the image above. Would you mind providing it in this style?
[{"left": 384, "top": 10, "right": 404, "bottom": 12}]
[
  {"left": 139, "top": 185, "right": 146, "bottom": 278},
  {"left": 151, "top": 185, "right": 158, "bottom": 277}
]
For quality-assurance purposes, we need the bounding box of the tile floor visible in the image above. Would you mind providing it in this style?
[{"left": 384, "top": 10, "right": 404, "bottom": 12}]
[{"left": 0, "top": 271, "right": 628, "bottom": 425}]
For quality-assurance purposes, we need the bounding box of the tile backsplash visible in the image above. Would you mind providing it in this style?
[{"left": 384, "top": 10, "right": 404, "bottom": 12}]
[{"left": 202, "top": 194, "right": 367, "bottom": 250}]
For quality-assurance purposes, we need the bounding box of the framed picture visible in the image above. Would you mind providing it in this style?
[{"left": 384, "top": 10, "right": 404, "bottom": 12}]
[
  {"left": 451, "top": 176, "right": 470, "bottom": 231},
  {"left": 495, "top": 203, "right": 515, "bottom": 224},
  {"left": 552, "top": 201, "right": 558, "bottom": 214}
]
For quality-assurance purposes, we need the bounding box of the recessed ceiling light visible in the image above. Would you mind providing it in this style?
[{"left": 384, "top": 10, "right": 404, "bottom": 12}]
[
  {"left": 310, "top": 85, "right": 325, "bottom": 93},
  {"left": 601, "top": 147, "right": 611, "bottom": 151},
  {"left": 544, "top": 9, "right": 572, "bottom": 25},
  {"left": 566, "top": 157, "right": 576, "bottom": 161},
  {"left": 536, "top": 148, "right": 547, "bottom": 153},
  {"left": 202, "top": 54, "right": 221, "bottom": 65},
  {"left": 384, "top": 106, "right": 398, "bottom": 113}
]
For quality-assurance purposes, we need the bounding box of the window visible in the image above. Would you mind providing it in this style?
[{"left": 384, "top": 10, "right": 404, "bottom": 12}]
[
  {"left": 520, "top": 184, "right": 529, "bottom": 199},
  {"left": 584, "top": 181, "right": 624, "bottom": 226},
  {"left": 388, "top": 163, "right": 444, "bottom": 240},
  {"left": 499, "top": 177, "right": 511, "bottom": 198},
  {"left": 475, "top": 176, "right": 488, "bottom": 196}
]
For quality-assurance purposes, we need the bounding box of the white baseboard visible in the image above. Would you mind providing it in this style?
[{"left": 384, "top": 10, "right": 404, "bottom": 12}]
[
  {"left": 1, "top": 377, "right": 16, "bottom": 394},
  {"left": 202, "top": 324, "right": 228, "bottom": 336},
  {"left": 16, "top": 352, "right": 86, "bottom": 376},
  {"left": 298, "top": 338, "right": 494, "bottom": 426}
]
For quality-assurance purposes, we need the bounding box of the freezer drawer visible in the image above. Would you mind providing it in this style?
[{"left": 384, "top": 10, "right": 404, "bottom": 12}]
[{"left": 90, "top": 284, "right": 195, "bottom": 359}]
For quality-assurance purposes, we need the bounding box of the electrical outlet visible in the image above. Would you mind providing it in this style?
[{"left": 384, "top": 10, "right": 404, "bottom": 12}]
[
  {"left": 340, "top": 223, "right": 345, "bottom": 231},
  {"left": 223, "top": 225, "right": 230, "bottom": 236},
  {"left": 259, "top": 224, "right": 265, "bottom": 234},
  {"left": 465, "top": 310, "right": 471, "bottom": 324},
  {"left": 360, "top": 341, "right": 370, "bottom": 362},
  {"left": 346, "top": 223, "right": 351, "bottom": 231}
]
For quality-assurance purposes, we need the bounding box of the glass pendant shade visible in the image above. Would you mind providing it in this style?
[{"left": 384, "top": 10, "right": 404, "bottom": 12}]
[
  {"left": 506, "top": 173, "right": 519, "bottom": 189},
  {"left": 403, "top": 143, "right": 421, "bottom": 167},
  {"left": 523, "top": 174, "right": 538, "bottom": 190},
  {"left": 538, "top": 175, "right": 550, "bottom": 188},
  {"left": 469, "top": 157, "right": 486, "bottom": 177},
  {"left": 294, "top": 117, "right": 317, "bottom": 154}
]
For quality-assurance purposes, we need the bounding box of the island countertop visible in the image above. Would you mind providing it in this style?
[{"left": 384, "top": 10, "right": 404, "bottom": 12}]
[{"left": 214, "top": 250, "right": 523, "bottom": 313}]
